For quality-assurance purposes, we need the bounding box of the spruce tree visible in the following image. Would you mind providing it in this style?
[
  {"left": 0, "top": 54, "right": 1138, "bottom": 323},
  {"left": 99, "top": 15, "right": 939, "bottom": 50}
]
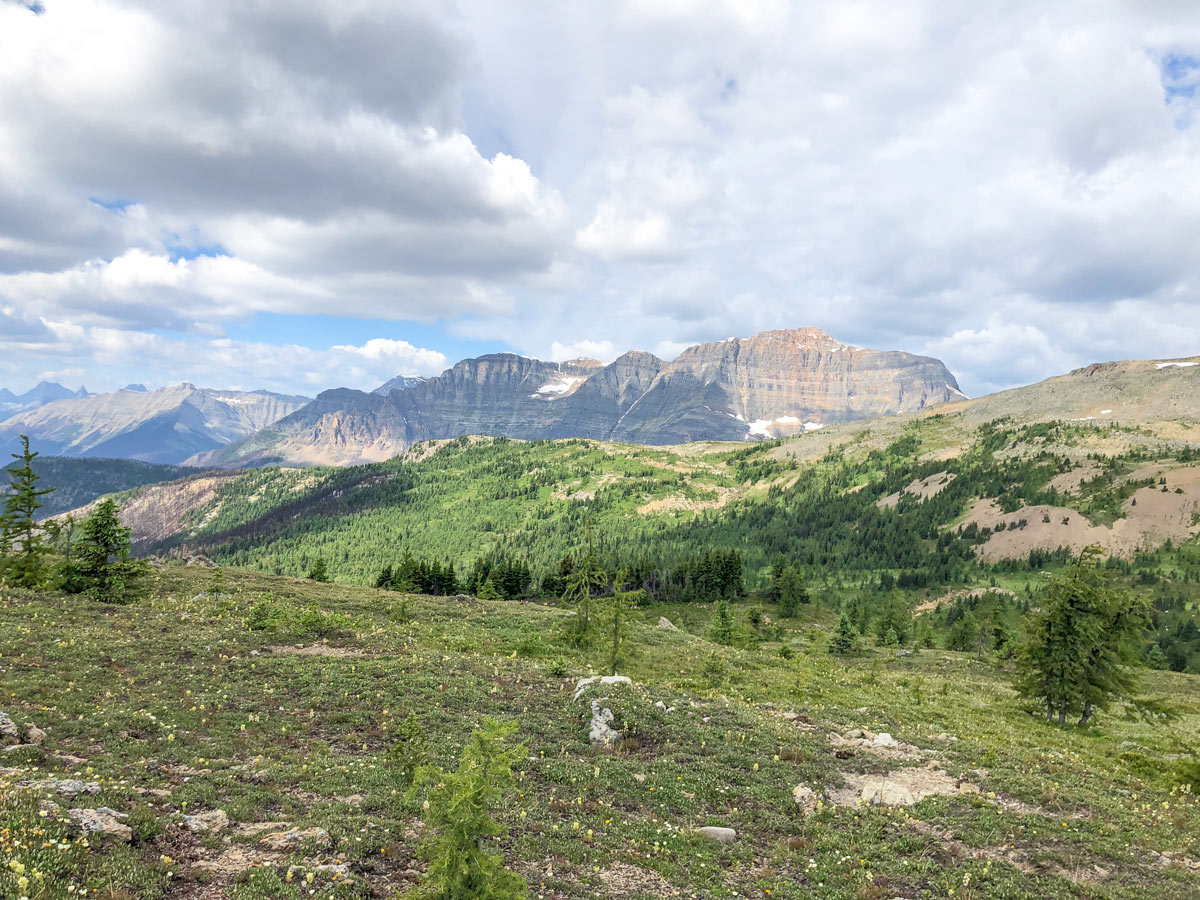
[
  {"left": 777, "top": 564, "right": 809, "bottom": 618},
  {"left": 307, "top": 558, "right": 330, "bottom": 582},
  {"left": 562, "top": 551, "right": 605, "bottom": 645},
  {"left": 2, "top": 435, "right": 54, "bottom": 588},
  {"left": 70, "top": 499, "right": 149, "bottom": 604},
  {"left": 830, "top": 612, "right": 858, "bottom": 655}
]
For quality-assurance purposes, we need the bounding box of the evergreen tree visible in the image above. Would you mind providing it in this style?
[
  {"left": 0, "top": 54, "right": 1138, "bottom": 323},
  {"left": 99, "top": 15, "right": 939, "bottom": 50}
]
[
  {"left": 830, "top": 613, "right": 858, "bottom": 655},
  {"left": 707, "top": 598, "right": 735, "bottom": 645},
  {"left": 2, "top": 435, "right": 54, "bottom": 588},
  {"left": 476, "top": 576, "right": 503, "bottom": 601},
  {"left": 307, "top": 557, "right": 330, "bottom": 582},
  {"left": 598, "top": 580, "right": 642, "bottom": 675},
  {"left": 69, "top": 499, "right": 149, "bottom": 604},
  {"left": 562, "top": 551, "right": 605, "bottom": 645},
  {"left": 1015, "top": 547, "right": 1150, "bottom": 726},
  {"left": 946, "top": 610, "right": 980, "bottom": 652},
  {"left": 413, "top": 718, "right": 529, "bottom": 900},
  {"left": 776, "top": 564, "right": 809, "bottom": 618}
]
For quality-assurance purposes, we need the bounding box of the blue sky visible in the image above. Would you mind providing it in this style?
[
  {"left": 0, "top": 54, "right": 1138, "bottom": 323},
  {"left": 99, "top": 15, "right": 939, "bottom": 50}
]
[{"left": 2, "top": 0, "right": 1200, "bottom": 399}]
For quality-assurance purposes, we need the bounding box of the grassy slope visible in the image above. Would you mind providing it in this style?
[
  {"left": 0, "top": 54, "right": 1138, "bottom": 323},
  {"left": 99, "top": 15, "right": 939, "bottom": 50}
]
[{"left": 2, "top": 567, "right": 1199, "bottom": 899}]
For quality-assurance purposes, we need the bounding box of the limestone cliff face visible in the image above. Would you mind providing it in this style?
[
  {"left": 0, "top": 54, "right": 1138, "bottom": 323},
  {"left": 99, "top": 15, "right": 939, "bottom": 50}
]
[{"left": 197, "top": 329, "right": 964, "bottom": 467}]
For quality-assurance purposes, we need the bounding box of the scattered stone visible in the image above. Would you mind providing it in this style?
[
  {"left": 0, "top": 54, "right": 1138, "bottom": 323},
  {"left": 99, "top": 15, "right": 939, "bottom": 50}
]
[
  {"left": 589, "top": 700, "right": 621, "bottom": 747},
  {"left": 20, "top": 778, "right": 101, "bottom": 798},
  {"left": 0, "top": 712, "right": 19, "bottom": 744},
  {"left": 633, "top": 773, "right": 646, "bottom": 783},
  {"left": 573, "top": 674, "right": 633, "bottom": 702},
  {"left": 259, "top": 827, "right": 333, "bottom": 852},
  {"left": 781, "top": 711, "right": 800, "bottom": 721},
  {"left": 697, "top": 826, "right": 737, "bottom": 843},
  {"left": 183, "top": 809, "right": 230, "bottom": 833},
  {"left": 192, "top": 845, "right": 276, "bottom": 877},
  {"left": 873, "top": 733, "right": 899, "bottom": 748},
  {"left": 234, "top": 821, "right": 292, "bottom": 837},
  {"left": 654, "top": 700, "right": 676, "bottom": 713},
  {"left": 50, "top": 754, "right": 88, "bottom": 767},
  {"left": 792, "top": 784, "right": 820, "bottom": 816},
  {"left": 895, "top": 649, "right": 914, "bottom": 657},
  {"left": 657, "top": 616, "right": 678, "bottom": 630},
  {"left": 134, "top": 787, "right": 173, "bottom": 799},
  {"left": 69, "top": 807, "right": 132, "bottom": 842}
]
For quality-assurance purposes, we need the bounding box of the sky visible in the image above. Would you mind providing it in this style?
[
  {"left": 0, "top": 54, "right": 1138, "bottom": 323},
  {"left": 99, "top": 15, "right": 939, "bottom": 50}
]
[{"left": 1, "top": 0, "right": 1199, "bottom": 399}]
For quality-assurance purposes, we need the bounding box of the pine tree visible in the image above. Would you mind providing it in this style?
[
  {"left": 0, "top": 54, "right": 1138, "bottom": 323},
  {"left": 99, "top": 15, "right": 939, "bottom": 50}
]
[
  {"left": 830, "top": 612, "right": 858, "bottom": 655},
  {"left": 413, "top": 718, "right": 529, "bottom": 900},
  {"left": 2, "top": 435, "right": 54, "bottom": 588},
  {"left": 307, "top": 558, "right": 330, "bottom": 582},
  {"left": 476, "top": 576, "right": 503, "bottom": 601},
  {"left": 69, "top": 499, "right": 150, "bottom": 604},
  {"left": 1015, "top": 546, "right": 1150, "bottom": 726}
]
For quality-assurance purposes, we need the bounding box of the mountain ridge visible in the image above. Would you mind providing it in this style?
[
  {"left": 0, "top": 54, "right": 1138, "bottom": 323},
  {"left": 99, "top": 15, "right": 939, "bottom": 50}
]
[{"left": 190, "top": 327, "right": 962, "bottom": 467}]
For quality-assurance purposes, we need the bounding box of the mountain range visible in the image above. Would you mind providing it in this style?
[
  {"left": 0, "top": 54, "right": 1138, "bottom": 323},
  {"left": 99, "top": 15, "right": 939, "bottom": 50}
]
[
  {"left": 0, "top": 381, "right": 89, "bottom": 416},
  {"left": 0, "top": 383, "right": 310, "bottom": 465},
  {"left": 189, "top": 328, "right": 963, "bottom": 467}
]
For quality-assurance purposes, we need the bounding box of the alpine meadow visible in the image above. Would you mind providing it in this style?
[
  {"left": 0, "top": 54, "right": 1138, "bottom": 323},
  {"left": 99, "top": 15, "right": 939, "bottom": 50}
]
[{"left": 3, "top": 3, "right": 1200, "bottom": 900}]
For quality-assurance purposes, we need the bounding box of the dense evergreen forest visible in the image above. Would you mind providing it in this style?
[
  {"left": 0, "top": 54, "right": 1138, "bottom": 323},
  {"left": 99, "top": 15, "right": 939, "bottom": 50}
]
[{"left": 122, "top": 420, "right": 1200, "bottom": 672}]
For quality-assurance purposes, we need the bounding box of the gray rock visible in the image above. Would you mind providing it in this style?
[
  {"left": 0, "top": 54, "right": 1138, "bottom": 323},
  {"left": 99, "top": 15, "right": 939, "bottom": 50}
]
[
  {"left": 861, "top": 779, "right": 916, "bottom": 807},
  {"left": 657, "top": 616, "right": 678, "bottom": 630},
  {"left": 69, "top": 807, "right": 131, "bottom": 842},
  {"left": 573, "top": 674, "right": 633, "bottom": 702},
  {"left": 588, "top": 700, "right": 621, "bottom": 747},
  {"left": 873, "top": 733, "right": 899, "bottom": 748},
  {"left": 183, "top": 809, "right": 230, "bottom": 833},
  {"left": 0, "top": 712, "right": 18, "bottom": 744},
  {"left": 22, "top": 778, "right": 100, "bottom": 798},
  {"left": 697, "top": 826, "right": 737, "bottom": 843}
]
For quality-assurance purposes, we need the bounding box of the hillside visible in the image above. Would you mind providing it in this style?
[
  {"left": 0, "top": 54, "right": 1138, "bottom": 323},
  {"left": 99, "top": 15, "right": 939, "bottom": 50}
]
[
  {"left": 191, "top": 329, "right": 961, "bottom": 468},
  {"left": 1, "top": 567, "right": 1197, "bottom": 899},
  {"left": 2, "top": 457, "right": 201, "bottom": 518},
  {"left": 0, "top": 384, "right": 310, "bottom": 465}
]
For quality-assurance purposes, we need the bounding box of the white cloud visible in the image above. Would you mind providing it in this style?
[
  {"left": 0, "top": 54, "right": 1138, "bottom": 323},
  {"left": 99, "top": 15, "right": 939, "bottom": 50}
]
[
  {"left": 4, "top": 1, "right": 1200, "bottom": 397},
  {"left": 549, "top": 339, "right": 618, "bottom": 363}
]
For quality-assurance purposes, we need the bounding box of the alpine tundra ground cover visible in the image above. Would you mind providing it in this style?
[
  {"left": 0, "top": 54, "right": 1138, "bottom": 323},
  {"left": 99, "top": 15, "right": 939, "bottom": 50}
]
[{"left": 1, "top": 566, "right": 1198, "bottom": 899}]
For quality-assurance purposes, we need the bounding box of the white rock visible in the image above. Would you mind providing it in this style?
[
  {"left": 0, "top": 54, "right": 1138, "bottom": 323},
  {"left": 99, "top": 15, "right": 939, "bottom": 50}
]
[
  {"left": 69, "top": 807, "right": 132, "bottom": 842},
  {"left": 657, "top": 617, "right": 678, "bottom": 630},
  {"left": 861, "top": 779, "right": 916, "bottom": 806},
  {"left": 588, "top": 700, "right": 621, "bottom": 747},
  {"left": 873, "top": 733, "right": 899, "bottom": 748},
  {"left": 792, "top": 784, "right": 820, "bottom": 816},
  {"left": 573, "top": 675, "right": 633, "bottom": 702},
  {"left": 697, "top": 826, "right": 737, "bottom": 843}
]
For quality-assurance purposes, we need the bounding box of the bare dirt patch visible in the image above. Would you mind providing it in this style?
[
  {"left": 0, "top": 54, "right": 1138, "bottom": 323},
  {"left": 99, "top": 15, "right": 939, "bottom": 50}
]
[
  {"left": 963, "top": 469, "right": 1200, "bottom": 559},
  {"left": 637, "top": 486, "right": 736, "bottom": 516},
  {"left": 1047, "top": 463, "right": 1103, "bottom": 495},
  {"left": 267, "top": 642, "right": 367, "bottom": 658},
  {"left": 598, "top": 861, "right": 675, "bottom": 897},
  {"left": 826, "top": 763, "right": 980, "bottom": 807},
  {"left": 878, "top": 471, "right": 956, "bottom": 509},
  {"left": 915, "top": 587, "right": 1017, "bottom": 615}
]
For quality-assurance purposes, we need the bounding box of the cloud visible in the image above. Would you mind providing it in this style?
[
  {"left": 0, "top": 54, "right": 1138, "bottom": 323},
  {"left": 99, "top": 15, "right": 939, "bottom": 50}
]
[
  {"left": 5, "top": 1, "right": 1200, "bottom": 397},
  {"left": 549, "top": 339, "right": 618, "bottom": 363}
]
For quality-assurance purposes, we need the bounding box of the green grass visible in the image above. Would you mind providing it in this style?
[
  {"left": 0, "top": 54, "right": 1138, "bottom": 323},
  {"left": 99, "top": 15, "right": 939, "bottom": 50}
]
[{"left": 2, "top": 566, "right": 1199, "bottom": 898}]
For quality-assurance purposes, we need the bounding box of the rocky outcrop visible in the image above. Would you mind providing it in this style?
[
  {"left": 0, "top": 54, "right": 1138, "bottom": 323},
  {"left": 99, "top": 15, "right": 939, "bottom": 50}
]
[
  {"left": 200, "top": 329, "right": 963, "bottom": 467},
  {"left": 0, "top": 383, "right": 309, "bottom": 464}
]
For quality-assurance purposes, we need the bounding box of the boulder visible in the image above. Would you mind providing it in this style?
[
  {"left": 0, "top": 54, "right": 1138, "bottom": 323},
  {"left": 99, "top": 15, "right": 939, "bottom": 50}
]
[
  {"left": 588, "top": 700, "right": 621, "bottom": 747},
  {"left": 861, "top": 778, "right": 917, "bottom": 807},
  {"left": 792, "top": 784, "right": 820, "bottom": 816},
  {"left": 873, "top": 733, "right": 899, "bottom": 748},
  {"left": 69, "top": 807, "right": 132, "bottom": 842},
  {"left": 0, "top": 712, "right": 18, "bottom": 745},
  {"left": 573, "top": 674, "right": 633, "bottom": 702},
  {"left": 22, "top": 778, "right": 100, "bottom": 799},
  {"left": 697, "top": 826, "right": 737, "bottom": 843},
  {"left": 183, "top": 809, "right": 230, "bottom": 833},
  {"left": 657, "top": 617, "right": 678, "bottom": 630}
]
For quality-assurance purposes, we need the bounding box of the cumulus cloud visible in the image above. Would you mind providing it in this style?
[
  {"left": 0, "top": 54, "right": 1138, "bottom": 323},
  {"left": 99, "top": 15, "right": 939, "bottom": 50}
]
[{"left": 4, "top": 1, "right": 1200, "bottom": 396}]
